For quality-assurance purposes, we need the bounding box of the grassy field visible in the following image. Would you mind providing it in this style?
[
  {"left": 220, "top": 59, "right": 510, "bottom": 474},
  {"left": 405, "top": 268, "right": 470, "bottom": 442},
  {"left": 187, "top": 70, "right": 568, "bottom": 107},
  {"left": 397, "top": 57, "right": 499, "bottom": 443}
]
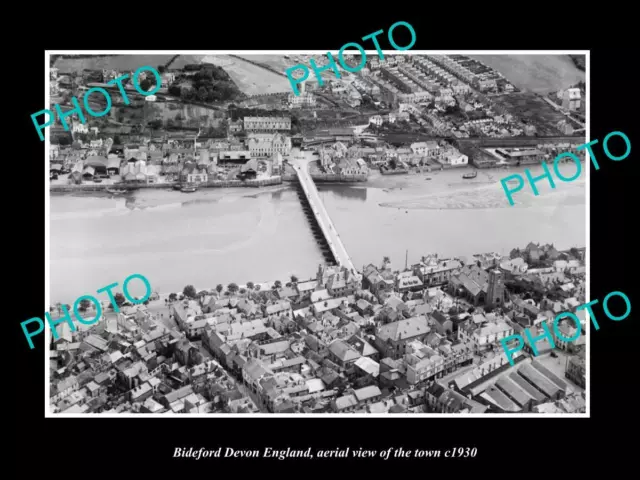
[
  {"left": 200, "top": 55, "right": 291, "bottom": 95},
  {"left": 470, "top": 55, "right": 585, "bottom": 94},
  {"left": 53, "top": 55, "right": 177, "bottom": 72},
  {"left": 235, "top": 54, "right": 292, "bottom": 73},
  {"left": 170, "top": 55, "right": 206, "bottom": 69}
]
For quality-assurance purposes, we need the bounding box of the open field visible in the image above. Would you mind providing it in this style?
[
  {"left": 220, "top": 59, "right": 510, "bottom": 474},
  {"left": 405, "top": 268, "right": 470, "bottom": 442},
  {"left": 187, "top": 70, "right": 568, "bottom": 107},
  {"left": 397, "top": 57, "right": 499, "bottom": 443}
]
[
  {"left": 235, "top": 54, "right": 292, "bottom": 73},
  {"left": 493, "top": 93, "right": 568, "bottom": 135},
  {"left": 169, "top": 55, "right": 206, "bottom": 69},
  {"left": 200, "top": 55, "right": 292, "bottom": 95},
  {"left": 238, "top": 96, "right": 287, "bottom": 108},
  {"left": 53, "top": 55, "right": 177, "bottom": 72},
  {"left": 470, "top": 55, "right": 585, "bottom": 94}
]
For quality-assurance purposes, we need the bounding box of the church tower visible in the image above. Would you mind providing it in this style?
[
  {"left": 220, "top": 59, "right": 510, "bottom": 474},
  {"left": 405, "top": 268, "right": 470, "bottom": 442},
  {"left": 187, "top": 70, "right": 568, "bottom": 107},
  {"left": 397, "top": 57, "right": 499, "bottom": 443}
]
[{"left": 486, "top": 269, "right": 505, "bottom": 308}]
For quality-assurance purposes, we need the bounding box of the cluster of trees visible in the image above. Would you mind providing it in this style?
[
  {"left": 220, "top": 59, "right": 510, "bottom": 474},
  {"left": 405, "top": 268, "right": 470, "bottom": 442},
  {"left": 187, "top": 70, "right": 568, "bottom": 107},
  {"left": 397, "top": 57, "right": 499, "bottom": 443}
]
[
  {"left": 228, "top": 105, "right": 294, "bottom": 122},
  {"left": 55, "top": 135, "right": 73, "bottom": 146},
  {"left": 201, "top": 123, "right": 228, "bottom": 137},
  {"left": 182, "top": 64, "right": 230, "bottom": 81},
  {"left": 166, "top": 274, "right": 303, "bottom": 306},
  {"left": 139, "top": 77, "right": 157, "bottom": 93},
  {"left": 168, "top": 65, "right": 240, "bottom": 104},
  {"left": 67, "top": 290, "right": 130, "bottom": 315},
  {"left": 84, "top": 70, "right": 104, "bottom": 83},
  {"left": 168, "top": 83, "right": 238, "bottom": 103}
]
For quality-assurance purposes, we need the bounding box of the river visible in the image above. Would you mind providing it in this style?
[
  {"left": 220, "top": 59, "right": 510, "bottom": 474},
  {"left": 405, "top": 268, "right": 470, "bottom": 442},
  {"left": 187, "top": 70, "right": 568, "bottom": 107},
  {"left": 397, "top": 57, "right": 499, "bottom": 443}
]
[{"left": 50, "top": 162, "right": 585, "bottom": 304}]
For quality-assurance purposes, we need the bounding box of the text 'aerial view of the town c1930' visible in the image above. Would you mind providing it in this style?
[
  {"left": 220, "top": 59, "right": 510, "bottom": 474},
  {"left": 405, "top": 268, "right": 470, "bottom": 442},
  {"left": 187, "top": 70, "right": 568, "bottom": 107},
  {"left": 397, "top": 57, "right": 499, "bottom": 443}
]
[{"left": 47, "top": 51, "right": 587, "bottom": 416}]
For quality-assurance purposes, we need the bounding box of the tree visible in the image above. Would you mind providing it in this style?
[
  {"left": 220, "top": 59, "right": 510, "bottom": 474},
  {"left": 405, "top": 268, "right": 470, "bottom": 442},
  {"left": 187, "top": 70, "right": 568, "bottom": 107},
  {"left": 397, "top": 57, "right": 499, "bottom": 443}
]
[
  {"left": 216, "top": 284, "right": 224, "bottom": 293},
  {"left": 168, "top": 293, "right": 178, "bottom": 302},
  {"left": 290, "top": 275, "right": 299, "bottom": 283},
  {"left": 273, "top": 280, "right": 282, "bottom": 290},
  {"left": 246, "top": 282, "right": 254, "bottom": 290},
  {"left": 78, "top": 299, "right": 92, "bottom": 312},
  {"left": 140, "top": 78, "right": 156, "bottom": 93},
  {"left": 197, "top": 86, "right": 209, "bottom": 102},
  {"left": 181, "top": 88, "right": 196, "bottom": 101},
  {"left": 254, "top": 285, "right": 261, "bottom": 292},
  {"left": 108, "top": 292, "right": 125, "bottom": 308},
  {"left": 239, "top": 288, "right": 247, "bottom": 294},
  {"left": 228, "top": 283, "right": 239, "bottom": 294},
  {"left": 183, "top": 285, "right": 197, "bottom": 298}
]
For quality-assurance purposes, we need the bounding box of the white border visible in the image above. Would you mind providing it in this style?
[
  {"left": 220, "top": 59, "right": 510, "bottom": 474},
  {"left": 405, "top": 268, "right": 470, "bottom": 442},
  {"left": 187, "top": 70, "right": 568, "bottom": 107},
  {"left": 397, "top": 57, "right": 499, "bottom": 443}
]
[{"left": 45, "top": 50, "right": 590, "bottom": 418}]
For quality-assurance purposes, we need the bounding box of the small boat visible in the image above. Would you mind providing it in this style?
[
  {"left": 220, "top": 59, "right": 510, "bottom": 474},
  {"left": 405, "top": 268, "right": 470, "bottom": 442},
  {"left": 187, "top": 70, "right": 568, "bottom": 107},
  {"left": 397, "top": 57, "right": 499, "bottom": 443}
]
[
  {"left": 172, "top": 184, "right": 182, "bottom": 191},
  {"left": 425, "top": 177, "right": 432, "bottom": 180},
  {"left": 181, "top": 185, "right": 197, "bottom": 193},
  {"left": 462, "top": 171, "right": 478, "bottom": 179},
  {"left": 106, "top": 187, "right": 127, "bottom": 194},
  {"left": 93, "top": 178, "right": 103, "bottom": 183}
]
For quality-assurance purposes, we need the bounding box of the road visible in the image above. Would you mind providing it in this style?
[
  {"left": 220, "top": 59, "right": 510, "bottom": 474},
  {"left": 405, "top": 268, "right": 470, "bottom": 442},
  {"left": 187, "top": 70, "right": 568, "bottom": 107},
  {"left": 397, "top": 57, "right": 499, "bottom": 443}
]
[
  {"left": 542, "top": 96, "right": 586, "bottom": 128},
  {"left": 289, "top": 156, "right": 358, "bottom": 277}
]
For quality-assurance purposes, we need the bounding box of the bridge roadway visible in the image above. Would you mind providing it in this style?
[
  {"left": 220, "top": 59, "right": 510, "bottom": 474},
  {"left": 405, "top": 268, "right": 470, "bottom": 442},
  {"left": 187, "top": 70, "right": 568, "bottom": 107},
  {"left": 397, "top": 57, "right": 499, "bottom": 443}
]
[{"left": 290, "top": 158, "right": 358, "bottom": 277}]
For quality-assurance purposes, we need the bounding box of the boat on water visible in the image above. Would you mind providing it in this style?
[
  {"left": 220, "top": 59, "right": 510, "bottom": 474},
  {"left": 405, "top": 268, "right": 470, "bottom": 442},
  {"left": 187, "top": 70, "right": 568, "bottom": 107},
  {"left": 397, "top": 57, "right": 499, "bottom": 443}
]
[
  {"left": 462, "top": 171, "right": 478, "bottom": 179},
  {"left": 172, "top": 184, "right": 182, "bottom": 191},
  {"left": 181, "top": 185, "right": 198, "bottom": 193},
  {"left": 106, "top": 187, "right": 127, "bottom": 194}
]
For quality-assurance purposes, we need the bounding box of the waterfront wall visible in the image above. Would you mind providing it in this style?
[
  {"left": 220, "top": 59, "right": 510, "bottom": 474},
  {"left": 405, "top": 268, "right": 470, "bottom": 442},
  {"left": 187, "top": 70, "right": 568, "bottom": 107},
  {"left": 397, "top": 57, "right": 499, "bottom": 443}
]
[
  {"left": 283, "top": 173, "right": 368, "bottom": 183},
  {"left": 50, "top": 177, "right": 283, "bottom": 193}
]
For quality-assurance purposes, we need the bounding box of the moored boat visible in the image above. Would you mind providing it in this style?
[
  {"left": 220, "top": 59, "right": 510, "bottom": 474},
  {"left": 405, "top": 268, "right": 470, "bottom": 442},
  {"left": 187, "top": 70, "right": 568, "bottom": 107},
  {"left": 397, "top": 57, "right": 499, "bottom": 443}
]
[
  {"left": 181, "top": 185, "right": 197, "bottom": 193},
  {"left": 106, "top": 187, "right": 127, "bottom": 194},
  {"left": 462, "top": 171, "right": 477, "bottom": 179}
]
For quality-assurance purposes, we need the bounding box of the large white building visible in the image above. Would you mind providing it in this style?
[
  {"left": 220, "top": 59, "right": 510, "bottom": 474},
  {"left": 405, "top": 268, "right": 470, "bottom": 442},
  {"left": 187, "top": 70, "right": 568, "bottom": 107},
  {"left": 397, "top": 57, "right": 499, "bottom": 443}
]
[
  {"left": 247, "top": 133, "right": 292, "bottom": 158},
  {"left": 440, "top": 151, "right": 468, "bottom": 166},
  {"left": 562, "top": 88, "right": 581, "bottom": 111},
  {"left": 289, "top": 91, "right": 316, "bottom": 108},
  {"left": 458, "top": 320, "right": 514, "bottom": 354},
  {"left": 243, "top": 116, "right": 291, "bottom": 132}
]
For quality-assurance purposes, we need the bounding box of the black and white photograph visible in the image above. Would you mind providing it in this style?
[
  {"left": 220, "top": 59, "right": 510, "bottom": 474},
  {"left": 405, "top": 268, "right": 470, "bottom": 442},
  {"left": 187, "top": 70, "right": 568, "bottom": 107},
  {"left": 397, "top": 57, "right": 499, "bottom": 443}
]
[{"left": 43, "top": 51, "right": 590, "bottom": 416}]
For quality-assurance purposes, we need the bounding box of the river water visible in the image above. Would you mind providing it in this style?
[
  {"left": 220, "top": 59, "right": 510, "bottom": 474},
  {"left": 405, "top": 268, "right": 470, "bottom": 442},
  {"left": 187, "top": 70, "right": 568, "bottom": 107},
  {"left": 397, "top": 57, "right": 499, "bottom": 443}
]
[{"left": 50, "top": 162, "right": 585, "bottom": 304}]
